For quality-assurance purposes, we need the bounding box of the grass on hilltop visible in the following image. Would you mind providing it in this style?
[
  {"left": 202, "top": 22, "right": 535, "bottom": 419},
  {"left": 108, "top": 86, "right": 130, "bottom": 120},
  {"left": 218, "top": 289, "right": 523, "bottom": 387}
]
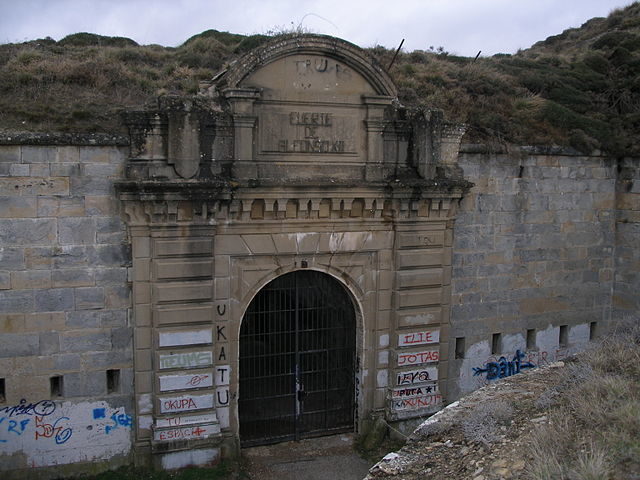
[{"left": 0, "top": 3, "right": 639, "bottom": 157}]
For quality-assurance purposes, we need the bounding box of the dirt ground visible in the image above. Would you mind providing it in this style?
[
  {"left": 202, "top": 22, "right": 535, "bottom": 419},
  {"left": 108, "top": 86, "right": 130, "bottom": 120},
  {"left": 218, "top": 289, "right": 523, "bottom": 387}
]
[{"left": 241, "top": 433, "right": 373, "bottom": 480}]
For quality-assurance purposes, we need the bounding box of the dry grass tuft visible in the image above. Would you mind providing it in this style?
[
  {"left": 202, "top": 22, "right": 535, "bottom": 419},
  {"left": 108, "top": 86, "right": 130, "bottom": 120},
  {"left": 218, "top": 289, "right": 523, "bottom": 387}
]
[
  {"left": 525, "top": 320, "right": 640, "bottom": 479},
  {"left": 461, "top": 399, "right": 513, "bottom": 446}
]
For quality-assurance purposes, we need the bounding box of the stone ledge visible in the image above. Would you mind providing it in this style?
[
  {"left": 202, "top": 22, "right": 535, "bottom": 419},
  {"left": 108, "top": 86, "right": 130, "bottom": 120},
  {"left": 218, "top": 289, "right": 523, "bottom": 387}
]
[{"left": 0, "top": 132, "right": 129, "bottom": 146}]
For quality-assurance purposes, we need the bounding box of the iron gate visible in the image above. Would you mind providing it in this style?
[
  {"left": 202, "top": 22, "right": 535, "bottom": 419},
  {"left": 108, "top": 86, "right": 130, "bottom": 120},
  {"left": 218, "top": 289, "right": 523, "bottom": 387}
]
[{"left": 239, "top": 270, "right": 356, "bottom": 447}]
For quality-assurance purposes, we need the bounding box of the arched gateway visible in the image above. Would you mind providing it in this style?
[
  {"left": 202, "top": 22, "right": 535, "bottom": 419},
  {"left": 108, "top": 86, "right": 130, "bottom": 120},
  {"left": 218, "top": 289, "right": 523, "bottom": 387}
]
[
  {"left": 118, "top": 33, "right": 469, "bottom": 467},
  {"left": 239, "top": 270, "right": 356, "bottom": 446}
]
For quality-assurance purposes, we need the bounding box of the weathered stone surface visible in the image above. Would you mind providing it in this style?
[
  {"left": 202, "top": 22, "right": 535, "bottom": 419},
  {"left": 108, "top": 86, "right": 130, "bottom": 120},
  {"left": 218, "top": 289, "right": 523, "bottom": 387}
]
[
  {"left": 60, "top": 330, "right": 111, "bottom": 352},
  {"left": 0, "top": 290, "right": 34, "bottom": 313},
  {"left": 34, "top": 287, "right": 75, "bottom": 312},
  {"left": 0, "top": 333, "right": 39, "bottom": 357},
  {"left": 0, "top": 218, "right": 57, "bottom": 245},
  {"left": 74, "top": 286, "right": 105, "bottom": 310},
  {"left": 59, "top": 217, "right": 97, "bottom": 244}
]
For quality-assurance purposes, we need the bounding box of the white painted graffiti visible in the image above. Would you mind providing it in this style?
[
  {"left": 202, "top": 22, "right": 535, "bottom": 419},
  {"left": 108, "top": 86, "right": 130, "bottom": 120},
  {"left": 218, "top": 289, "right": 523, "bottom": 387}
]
[{"left": 158, "top": 351, "right": 213, "bottom": 370}]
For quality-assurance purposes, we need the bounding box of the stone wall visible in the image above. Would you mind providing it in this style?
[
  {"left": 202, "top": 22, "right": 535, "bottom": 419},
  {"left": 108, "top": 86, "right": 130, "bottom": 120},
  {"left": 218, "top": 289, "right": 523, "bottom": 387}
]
[
  {"left": 0, "top": 140, "right": 134, "bottom": 477},
  {"left": 613, "top": 157, "right": 640, "bottom": 320},
  {"left": 0, "top": 135, "right": 638, "bottom": 476},
  {"left": 448, "top": 146, "right": 619, "bottom": 398}
]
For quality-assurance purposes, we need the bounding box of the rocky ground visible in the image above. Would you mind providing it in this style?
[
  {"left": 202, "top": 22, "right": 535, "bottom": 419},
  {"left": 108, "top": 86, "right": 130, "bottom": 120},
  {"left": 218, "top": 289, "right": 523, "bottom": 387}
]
[{"left": 366, "top": 361, "right": 570, "bottom": 480}]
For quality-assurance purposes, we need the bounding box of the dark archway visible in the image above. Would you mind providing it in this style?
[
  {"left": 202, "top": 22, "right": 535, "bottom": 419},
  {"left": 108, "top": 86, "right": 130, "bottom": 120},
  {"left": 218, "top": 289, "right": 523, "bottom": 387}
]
[{"left": 239, "top": 270, "right": 356, "bottom": 447}]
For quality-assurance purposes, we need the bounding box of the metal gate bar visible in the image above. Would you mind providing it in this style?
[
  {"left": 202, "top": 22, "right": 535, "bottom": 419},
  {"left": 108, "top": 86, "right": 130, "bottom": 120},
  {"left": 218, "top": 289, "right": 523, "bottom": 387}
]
[{"left": 239, "top": 270, "right": 355, "bottom": 447}]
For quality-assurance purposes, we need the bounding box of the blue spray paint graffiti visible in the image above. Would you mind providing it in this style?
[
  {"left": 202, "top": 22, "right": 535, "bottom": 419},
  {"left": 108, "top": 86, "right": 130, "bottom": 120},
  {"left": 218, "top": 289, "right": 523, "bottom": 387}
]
[
  {"left": 473, "top": 350, "right": 536, "bottom": 380},
  {"left": 94, "top": 407, "right": 133, "bottom": 434},
  {"left": 0, "top": 417, "right": 30, "bottom": 443},
  {"left": 104, "top": 410, "right": 133, "bottom": 434}
]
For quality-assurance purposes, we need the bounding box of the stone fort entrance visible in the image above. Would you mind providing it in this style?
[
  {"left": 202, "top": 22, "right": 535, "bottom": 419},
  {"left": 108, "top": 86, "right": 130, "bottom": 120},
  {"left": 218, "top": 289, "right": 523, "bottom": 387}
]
[
  {"left": 117, "top": 34, "right": 469, "bottom": 466},
  {"left": 239, "top": 270, "right": 356, "bottom": 446}
]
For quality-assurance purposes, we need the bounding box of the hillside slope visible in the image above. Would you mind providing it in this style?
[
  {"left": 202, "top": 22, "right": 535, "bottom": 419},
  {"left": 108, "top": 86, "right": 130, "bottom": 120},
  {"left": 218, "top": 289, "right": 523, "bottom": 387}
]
[
  {"left": 365, "top": 325, "right": 640, "bottom": 480},
  {"left": 0, "top": 3, "right": 638, "bottom": 156}
]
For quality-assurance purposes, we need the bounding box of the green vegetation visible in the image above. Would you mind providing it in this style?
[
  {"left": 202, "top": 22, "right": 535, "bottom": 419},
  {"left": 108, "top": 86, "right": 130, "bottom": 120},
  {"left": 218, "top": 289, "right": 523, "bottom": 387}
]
[{"left": 0, "top": 3, "right": 638, "bottom": 156}]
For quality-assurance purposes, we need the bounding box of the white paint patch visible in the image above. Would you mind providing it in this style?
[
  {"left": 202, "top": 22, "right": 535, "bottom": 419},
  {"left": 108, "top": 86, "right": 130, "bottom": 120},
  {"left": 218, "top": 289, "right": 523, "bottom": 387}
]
[
  {"left": 159, "top": 329, "right": 212, "bottom": 348},
  {"left": 138, "top": 415, "right": 153, "bottom": 430},
  {"left": 216, "top": 407, "right": 230, "bottom": 429},
  {"left": 536, "top": 324, "right": 559, "bottom": 351},
  {"left": 138, "top": 393, "right": 153, "bottom": 414},
  {"left": 0, "top": 400, "right": 132, "bottom": 468},
  {"left": 398, "top": 329, "right": 440, "bottom": 347},
  {"left": 160, "top": 448, "right": 219, "bottom": 470},
  {"left": 159, "top": 351, "right": 213, "bottom": 370},
  {"left": 215, "top": 365, "right": 231, "bottom": 386},
  {"left": 502, "top": 333, "right": 525, "bottom": 353},
  {"left": 379, "top": 334, "right": 389, "bottom": 348},
  {"left": 401, "top": 313, "right": 436, "bottom": 326},
  {"left": 154, "top": 423, "right": 220, "bottom": 442},
  {"left": 155, "top": 413, "right": 218, "bottom": 428},
  {"left": 396, "top": 366, "right": 438, "bottom": 386},
  {"left": 378, "top": 350, "right": 389, "bottom": 365},
  {"left": 159, "top": 394, "right": 214, "bottom": 414},
  {"left": 376, "top": 369, "right": 388, "bottom": 388},
  {"left": 569, "top": 323, "right": 590, "bottom": 344},
  {"left": 397, "top": 348, "right": 440, "bottom": 366},
  {"left": 159, "top": 371, "right": 213, "bottom": 392}
]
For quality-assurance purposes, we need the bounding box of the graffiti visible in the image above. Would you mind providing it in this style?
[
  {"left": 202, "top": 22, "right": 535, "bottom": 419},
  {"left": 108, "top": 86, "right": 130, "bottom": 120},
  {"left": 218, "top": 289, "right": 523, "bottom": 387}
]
[
  {"left": 392, "top": 383, "right": 439, "bottom": 399},
  {"left": 0, "top": 400, "right": 132, "bottom": 468},
  {"left": 159, "top": 372, "right": 213, "bottom": 392},
  {"left": 154, "top": 423, "right": 220, "bottom": 442},
  {"left": 0, "top": 399, "right": 56, "bottom": 417},
  {"left": 156, "top": 413, "right": 217, "bottom": 428},
  {"left": 392, "top": 393, "right": 442, "bottom": 411},
  {"left": 215, "top": 366, "right": 230, "bottom": 387},
  {"left": 216, "top": 325, "right": 227, "bottom": 341},
  {"left": 396, "top": 366, "right": 438, "bottom": 386},
  {"left": 159, "top": 351, "right": 213, "bottom": 370},
  {"left": 104, "top": 411, "right": 133, "bottom": 434},
  {"left": 160, "top": 394, "right": 214, "bottom": 414},
  {"left": 216, "top": 304, "right": 226, "bottom": 316},
  {"left": 397, "top": 349, "right": 439, "bottom": 366},
  {"left": 398, "top": 329, "right": 440, "bottom": 347},
  {"left": 164, "top": 398, "right": 196, "bottom": 411},
  {"left": 217, "top": 345, "right": 227, "bottom": 362},
  {"left": 216, "top": 388, "right": 229, "bottom": 407},
  {"left": 34, "top": 416, "right": 72, "bottom": 444},
  {"left": 473, "top": 350, "right": 536, "bottom": 380},
  {"left": 186, "top": 375, "right": 209, "bottom": 387},
  {"left": 0, "top": 417, "right": 30, "bottom": 442}
]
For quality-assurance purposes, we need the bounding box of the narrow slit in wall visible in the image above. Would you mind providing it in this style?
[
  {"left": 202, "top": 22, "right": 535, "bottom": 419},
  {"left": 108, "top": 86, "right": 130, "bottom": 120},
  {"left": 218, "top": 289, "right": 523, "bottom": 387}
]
[
  {"left": 491, "top": 333, "right": 501, "bottom": 355},
  {"left": 107, "top": 369, "right": 120, "bottom": 394},
  {"left": 559, "top": 325, "right": 568, "bottom": 348},
  {"left": 526, "top": 329, "right": 536, "bottom": 350},
  {"left": 455, "top": 337, "right": 465, "bottom": 359},
  {"left": 50, "top": 375, "right": 63, "bottom": 397}
]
